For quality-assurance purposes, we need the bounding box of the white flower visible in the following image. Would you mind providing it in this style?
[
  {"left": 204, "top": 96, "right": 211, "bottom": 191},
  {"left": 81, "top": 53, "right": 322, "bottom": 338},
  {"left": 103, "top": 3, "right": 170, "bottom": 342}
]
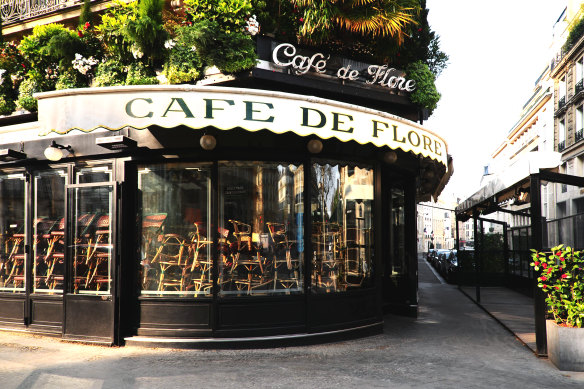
[
  {"left": 131, "top": 45, "right": 144, "bottom": 59},
  {"left": 191, "top": 46, "right": 197, "bottom": 52},
  {"left": 164, "top": 39, "right": 176, "bottom": 50},
  {"left": 0, "top": 69, "right": 6, "bottom": 86},
  {"left": 72, "top": 54, "right": 99, "bottom": 75},
  {"left": 245, "top": 15, "right": 259, "bottom": 36}
]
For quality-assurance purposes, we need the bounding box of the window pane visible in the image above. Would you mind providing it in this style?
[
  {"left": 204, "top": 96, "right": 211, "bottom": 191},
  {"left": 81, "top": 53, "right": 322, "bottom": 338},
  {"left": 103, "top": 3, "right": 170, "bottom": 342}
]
[
  {"left": 390, "top": 187, "right": 406, "bottom": 276},
  {"left": 219, "top": 162, "right": 304, "bottom": 296},
  {"left": 0, "top": 173, "right": 26, "bottom": 292},
  {"left": 139, "top": 163, "right": 212, "bottom": 297},
  {"left": 34, "top": 169, "right": 67, "bottom": 294},
  {"left": 75, "top": 165, "right": 112, "bottom": 183},
  {"left": 311, "top": 163, "right": 374, "bottom": 293},
  {"left": 70, "top": 186, "right": 113, "bottom": 294}
]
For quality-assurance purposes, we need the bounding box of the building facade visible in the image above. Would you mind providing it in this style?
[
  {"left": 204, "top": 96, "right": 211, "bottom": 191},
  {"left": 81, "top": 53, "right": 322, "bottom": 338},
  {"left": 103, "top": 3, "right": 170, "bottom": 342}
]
[{"left": 0, "top": 6, "right": 452, "bottom": 345}]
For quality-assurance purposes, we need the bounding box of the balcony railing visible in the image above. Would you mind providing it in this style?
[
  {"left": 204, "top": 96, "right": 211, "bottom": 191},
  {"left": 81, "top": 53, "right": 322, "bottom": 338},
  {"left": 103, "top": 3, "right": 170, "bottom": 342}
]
[
  {"left": 558, "top": 140, "right": 566, "bottom": 152},
  {"left": 0, "top": 0, "right": 84, "bottom": 26},
  {"left": 558, "top": 96, "right": 566, "bottom": 110},
  {"left": 577, "top": 129, "right": 584, "bottom": 143},
  {"left": 577, "top": 79, "right": 584, "bottom": 95}
]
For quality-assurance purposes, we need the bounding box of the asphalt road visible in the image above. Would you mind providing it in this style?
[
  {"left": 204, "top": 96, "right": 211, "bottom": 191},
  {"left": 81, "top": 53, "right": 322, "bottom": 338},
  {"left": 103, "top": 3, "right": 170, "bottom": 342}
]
[{"left": 0, "top": 258, "right": 583, "bottom": 389}]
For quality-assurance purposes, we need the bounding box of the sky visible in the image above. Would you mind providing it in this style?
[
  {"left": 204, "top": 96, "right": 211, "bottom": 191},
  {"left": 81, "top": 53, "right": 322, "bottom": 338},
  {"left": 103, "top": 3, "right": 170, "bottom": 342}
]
[{"left": 426, "top": 1, "right": 568, "bottom": 201}]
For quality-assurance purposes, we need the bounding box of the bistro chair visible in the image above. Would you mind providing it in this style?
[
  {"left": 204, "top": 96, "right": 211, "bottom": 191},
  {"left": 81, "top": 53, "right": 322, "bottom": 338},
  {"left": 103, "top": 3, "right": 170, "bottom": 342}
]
[
  {"left": 228, "top": 219, "right": 271, "bottom": 293},
  {"left": 140, "top": 213, "right": 167, "bottom": 290},
  {"left": 311, "top": 222, "right": 342, "bottom": 292},
  {"left": 2, "top": 226, "right": 26, "bottom": 289},
  {"left": 85, "top": 214, "right": 112, "bottom": 291},
  {"left": 71, "top": 213, "right": 98, "bottom": 293},
  {"left": 151, "top": 233, "right": 190, "bottom": 292},
  {"left": 186, "top": 222, "right": 213, "bottom": 294},
  {"left": 44, "top": 217, "right": 66, "bottom": 290},
  {"left": 266, "top": 222, "right": 300, "bottom": 290}
]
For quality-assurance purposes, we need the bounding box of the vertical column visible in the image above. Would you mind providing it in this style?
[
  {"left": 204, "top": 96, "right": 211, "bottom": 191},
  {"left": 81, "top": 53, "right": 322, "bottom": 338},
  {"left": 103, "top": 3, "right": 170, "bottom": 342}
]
[{"left": 530, "top": 173, "right": 547, "bottom": 356}]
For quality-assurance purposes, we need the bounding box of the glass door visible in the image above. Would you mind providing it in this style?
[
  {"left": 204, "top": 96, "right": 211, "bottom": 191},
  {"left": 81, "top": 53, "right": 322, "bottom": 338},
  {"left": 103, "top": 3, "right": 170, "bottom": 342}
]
[{"left": 63, "top": 181, "right": 117, "bottom": 342}]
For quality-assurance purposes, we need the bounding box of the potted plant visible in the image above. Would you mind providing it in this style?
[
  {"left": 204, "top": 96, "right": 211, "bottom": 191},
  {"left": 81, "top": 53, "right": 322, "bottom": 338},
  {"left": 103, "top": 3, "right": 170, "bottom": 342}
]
[{"left": 531, "top": 245, "right": 584, "bottom": 371}]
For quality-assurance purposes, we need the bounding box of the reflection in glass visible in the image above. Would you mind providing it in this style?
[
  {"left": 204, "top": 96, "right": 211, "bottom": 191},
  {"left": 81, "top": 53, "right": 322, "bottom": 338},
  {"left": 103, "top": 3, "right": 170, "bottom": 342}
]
[
  {"left": 0, "top": 173, "right": 26, "bottom": 292},
  {"left": 390, "top": 188, "right": 405, "bottom": 276},
  {"left": 139, "top": 163, "right": 212, "bottom": 297},
  {"left": 33, "top": 169, "right": 67, "bottom": 293},
  {"left": 70, "top": 186, "right": 113, "bottom": 294},
  {"left": 311, "top": 163, "right": 373, "bottom": 292},
  {"left": 219, "top": 162, "right": 304, "bottom": 296}
]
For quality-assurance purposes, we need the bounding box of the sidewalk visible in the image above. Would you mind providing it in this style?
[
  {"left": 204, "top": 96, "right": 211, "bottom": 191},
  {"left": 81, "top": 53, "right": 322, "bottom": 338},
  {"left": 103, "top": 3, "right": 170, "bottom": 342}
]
[
  {"left": 0, "top": 259, "right": 582, "bottom": 388},
  {"left": 459, "top": 285, "right": 536, "bottom": 353}
]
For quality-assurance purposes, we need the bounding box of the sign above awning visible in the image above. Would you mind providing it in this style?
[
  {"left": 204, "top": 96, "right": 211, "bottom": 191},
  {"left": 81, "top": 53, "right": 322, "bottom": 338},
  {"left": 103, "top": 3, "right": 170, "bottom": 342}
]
[{"left": 36, "top": 85, "right": 448, "bottom": 167}]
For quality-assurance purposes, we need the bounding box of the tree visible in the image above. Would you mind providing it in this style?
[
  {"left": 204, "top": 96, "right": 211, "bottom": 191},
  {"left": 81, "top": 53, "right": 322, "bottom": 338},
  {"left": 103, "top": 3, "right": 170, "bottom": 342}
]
[{"left": 293, "top": 0, "right": 420, "bottom": 45}]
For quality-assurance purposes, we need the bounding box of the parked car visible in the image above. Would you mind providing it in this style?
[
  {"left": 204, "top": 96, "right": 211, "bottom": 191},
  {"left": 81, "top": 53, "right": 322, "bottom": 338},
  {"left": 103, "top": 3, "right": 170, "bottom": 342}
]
[
  {"left": 442, "top": 250, "right": 458, "bottom": 283},
  {"left": 426, "top": 249, "right": 436, "bottom": 263},
  {"left": 433, "top": 249, "right": 450, "bottom": 270}
]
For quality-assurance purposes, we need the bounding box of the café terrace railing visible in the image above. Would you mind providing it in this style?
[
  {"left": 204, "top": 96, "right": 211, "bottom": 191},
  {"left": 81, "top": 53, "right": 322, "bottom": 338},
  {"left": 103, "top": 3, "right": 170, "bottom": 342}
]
[{"left": 0, "top": 0, "right": 84, "bottom": 25}]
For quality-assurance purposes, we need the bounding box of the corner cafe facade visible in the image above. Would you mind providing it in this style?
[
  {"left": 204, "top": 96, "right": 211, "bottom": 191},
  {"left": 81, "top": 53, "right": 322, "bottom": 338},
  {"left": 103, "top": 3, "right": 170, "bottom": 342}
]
[{"left": 0, "top": 52, "right": 449, "bottom": 347}]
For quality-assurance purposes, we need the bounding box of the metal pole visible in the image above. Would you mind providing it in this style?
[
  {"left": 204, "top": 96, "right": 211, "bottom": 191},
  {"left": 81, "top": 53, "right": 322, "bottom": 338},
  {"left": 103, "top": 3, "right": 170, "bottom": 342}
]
[
  {"left": 473, "top": 210, "right": 480, "bottom": 303},
  {"left": 530, "top": 173, "right": 547, "bottom": 356}
]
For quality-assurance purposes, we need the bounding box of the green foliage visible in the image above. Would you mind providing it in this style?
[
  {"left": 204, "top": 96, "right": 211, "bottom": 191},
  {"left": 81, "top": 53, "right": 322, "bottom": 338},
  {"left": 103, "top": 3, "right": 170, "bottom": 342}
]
[
  {"left": 189, "top": 20, "right": 257, "bottom": 73},
  {"left": 16, "top": 78, "right": 39, "bottom": 112},
  {"left": 125, "top": 62, "right": 158, "bottom": 85},
  {"left": 79, "top": 0, "right": 93, "bottom": 28},
  {"left": 97, "top": 0, "right": 138, "bottom": 61},
  {"left": 123, "top": 0, "right": 167, "bottom": 64},
  {"left": 531, "top": 246, "right": 584, "bottom": 328},
  {"left": 0, "top": 95, "right": 16, "bottom": 116},
  {"left": 406, "top": 60, "right": 440, "bottom": 113},
  {"left": 563, "top": 16, "right": 584, "bottom": 53},
  {"left": 391, "top": 0, "right": 448, "bottom": 76},
  {"left": 19, "top": 24, "right": 78, "bottom": 67},
  {"left": 55, "top": 69, "right": 86, "bottom": 90},
  {"left": 184, "top": 0, "right": 253, "bottom": 30},
  {"left": 163, "top": 26, "right": 204, "bottom": 84},
  {"left": 98, "top": 0, "right": 166, "bottom": 65},
  {"left": 93, "top": 58, "right": 127, "bottom": 87}
]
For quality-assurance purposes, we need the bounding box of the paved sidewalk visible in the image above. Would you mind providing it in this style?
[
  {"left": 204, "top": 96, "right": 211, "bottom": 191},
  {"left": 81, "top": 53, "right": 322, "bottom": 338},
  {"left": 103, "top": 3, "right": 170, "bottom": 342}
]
[
  {"left": 0, "top": 259, "right": 583, "bottom": 388},
  {"left": 460, "top": 285, "right": 537, "bottom": 353}
]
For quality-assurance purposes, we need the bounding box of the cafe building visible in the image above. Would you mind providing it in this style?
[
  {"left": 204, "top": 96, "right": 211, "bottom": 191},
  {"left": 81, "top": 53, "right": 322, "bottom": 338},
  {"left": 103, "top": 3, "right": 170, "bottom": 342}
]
[{"left": 0, "top": 39, "right": 452, "bottom": 346}]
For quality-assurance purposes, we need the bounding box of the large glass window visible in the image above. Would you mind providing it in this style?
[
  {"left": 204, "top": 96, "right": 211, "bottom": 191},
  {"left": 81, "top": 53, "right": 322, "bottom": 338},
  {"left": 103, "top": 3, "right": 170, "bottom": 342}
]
[
  {"left": 69, "top": 164, "right": 113, "bottom": 295},
  {"left": 0, "top": 172, "right": 26, "bottom": 292},
  {"left": 219, "top": 162, "right": 304, "bottom": 296},
  {"left": 311, "top": 163, "right": 373, "bottom": 293},
  {"left": 33, "top": 169, "right": 67, "bottom": 294},
  {"left": 139, "top": 163, "right": 212, "bottom": 297}
]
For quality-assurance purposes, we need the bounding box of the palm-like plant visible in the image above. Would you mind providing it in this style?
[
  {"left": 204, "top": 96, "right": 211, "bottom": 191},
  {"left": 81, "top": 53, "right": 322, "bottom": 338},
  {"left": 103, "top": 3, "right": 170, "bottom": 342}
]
[{"left": 294, "top": 0, "right": 419, "bottom": 45}]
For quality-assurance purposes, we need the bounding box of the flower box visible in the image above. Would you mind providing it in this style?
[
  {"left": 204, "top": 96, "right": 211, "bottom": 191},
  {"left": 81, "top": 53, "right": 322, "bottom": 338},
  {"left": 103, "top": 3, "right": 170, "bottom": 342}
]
[{"left": 547, "top": 320, "right": 584, "bottom": 371}]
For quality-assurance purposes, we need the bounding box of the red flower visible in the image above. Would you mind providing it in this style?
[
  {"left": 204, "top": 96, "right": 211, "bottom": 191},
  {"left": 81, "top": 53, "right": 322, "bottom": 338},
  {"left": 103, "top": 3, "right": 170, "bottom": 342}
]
[
  {"left": 299, "top": 17, "right": 304, "bottom": 22},
  {"left": 557, "top": 251, "right": 562, "bottom": 256},
  {"left": 534, "top": 261, "right": 540, "bottom": 266},
  {"left": 556, "top": 286, "right": 560, "bottom": 290},
  {"left": 547, "top": 268, "right": 552, "bottom": 274},
  {"left": 77, "top": 30, "right": 83, "bottom": 37},
  {"left": 418, "top": 27, "right": 423, "bottom": 32},
  {"left": 542, "top": 263, "right": 548, "bottom": 268},
  {"left": 561, "top": 273, "right": 568, "bottom": 279},
  {"left": 84, "top": 22, "right": 90, "bottom": 30},
  {"left": 540, "top": 276, "right": 547, "bottom": 281},
  {"left": 560, "top": 267, "right": 563, "bottom": 271},
  {"left": 560, "top": 257, "right": 565, "bottom": 261}
]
